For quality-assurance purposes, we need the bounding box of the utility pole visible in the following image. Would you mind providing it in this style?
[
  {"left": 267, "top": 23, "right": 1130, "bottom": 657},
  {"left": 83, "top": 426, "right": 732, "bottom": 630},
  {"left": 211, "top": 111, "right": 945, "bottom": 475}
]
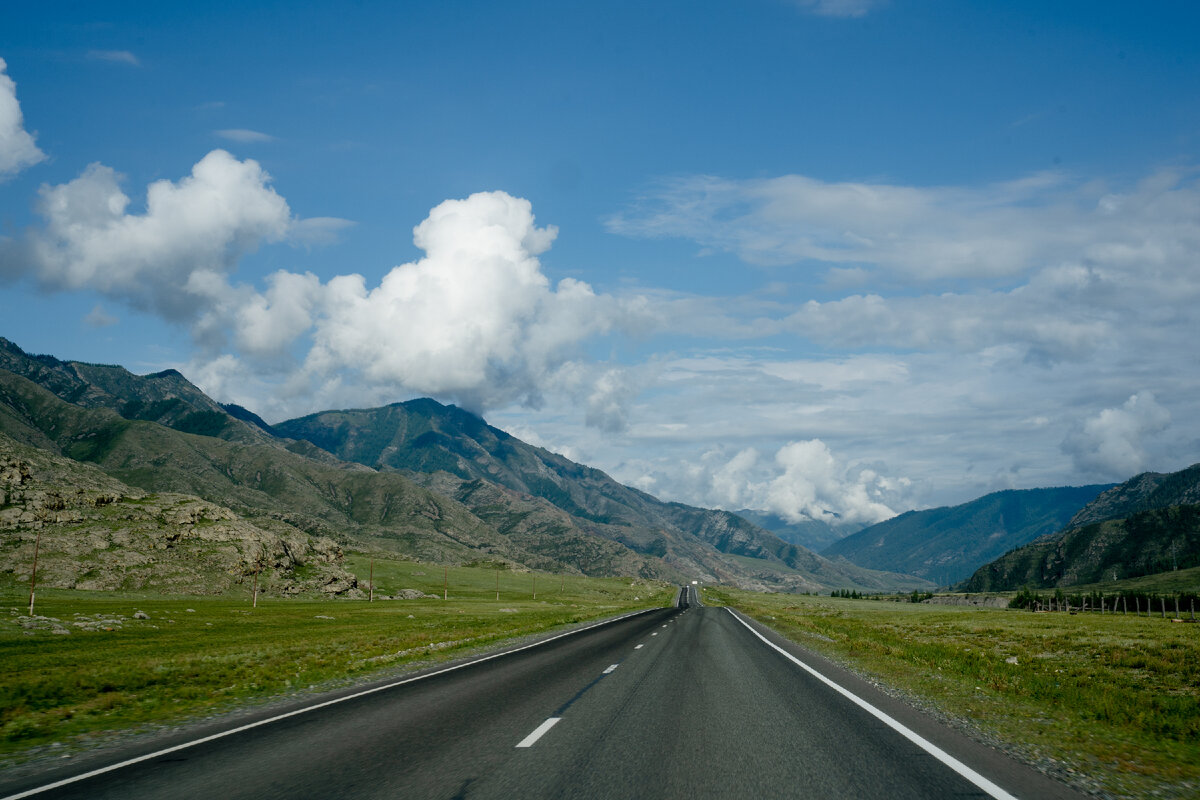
[{"left": 28, "top": 528, "right": 41, "bottom": 616}]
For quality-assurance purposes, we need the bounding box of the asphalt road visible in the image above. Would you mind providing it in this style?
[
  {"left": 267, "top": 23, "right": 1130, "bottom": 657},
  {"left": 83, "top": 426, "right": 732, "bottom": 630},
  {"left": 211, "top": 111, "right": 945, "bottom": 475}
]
[{"left": 2, "top": 587, "right": 1085, "bottom": 800}]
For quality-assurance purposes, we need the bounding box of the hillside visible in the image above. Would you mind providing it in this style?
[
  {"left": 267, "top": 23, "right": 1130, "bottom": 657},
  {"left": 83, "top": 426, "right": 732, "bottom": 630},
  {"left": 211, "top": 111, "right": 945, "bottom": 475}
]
[
  {"left": 274, "top": 401, "right": 931, "bottom": 592},
  {"left": 961, "top": 464, "right": 1200, "bottom": 591},
  {"left": 734, "top": 509, "right": 863, "bottom": 552},
  {"left": 821, "top": 485, "right": 1111, "bottom": 585},
  {"left": 1065, "top": 464, "right": 1200, "bottom": 527},
  {"left": 0, "top": 369, "right": 664, "bottom": 577},
  {"left": 0, "top": 432, "right": 359, "bottom": 596}
]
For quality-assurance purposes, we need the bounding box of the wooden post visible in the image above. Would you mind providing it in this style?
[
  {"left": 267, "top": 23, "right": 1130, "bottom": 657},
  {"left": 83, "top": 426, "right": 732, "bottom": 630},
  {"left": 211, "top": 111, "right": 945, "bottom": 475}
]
[
  {"left": 495, "top": 569, "right": 500, "bottom": 602},
  {"left": 443, "top": 565, "right": 448, "bottom": 601},
  {"left": 560, "top": 574, "right": 565, "bottom": 594},
  {"left": 533, "top": 574, "right": 537, "bottom": 601},
  {"left": 27, "top": 528, "right": 42, "bottom": 617},
  {"left": 1122, "top": 596, "right": 1127, "bottom": 615},
  {"left": 252, "top": 558, "right": 261, "bottom": 608},
  {"left": 1175, "top": 596, "right": 1181, "bottom": 620},
  {"left": 368, "top": 557, "right": 374, "bottom": 603},
  {"left": 1160, "top": 596, "right": 1166, "bottom": 619}
]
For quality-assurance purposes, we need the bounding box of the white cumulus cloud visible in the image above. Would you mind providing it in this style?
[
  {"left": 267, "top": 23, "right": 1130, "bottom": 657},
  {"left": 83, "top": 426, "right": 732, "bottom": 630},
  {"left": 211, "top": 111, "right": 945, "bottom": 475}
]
[
  {"left": 9, "top": 149, "right": 642, "bottom": 422},
  {"left": 0, "top": 58, "right": 46, "bottom": 179},
  {"left": 1062, "top": 392, "right": 1172, "bottom": 480},
  {"left": 657, "top": 439, "right": 903, "bottom": 525},
  {"left": 301, "top": 191, "right": 627, "bottom": 412},
  {"left": 26, "top": 150, "right": 293, "bottom": 319}
]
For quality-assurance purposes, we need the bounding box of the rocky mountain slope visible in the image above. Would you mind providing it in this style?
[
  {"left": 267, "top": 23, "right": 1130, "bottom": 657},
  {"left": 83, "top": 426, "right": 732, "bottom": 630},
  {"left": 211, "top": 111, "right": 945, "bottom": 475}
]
[
  {"left": 822, "top": 485, "right": 1112, "bottom": 586},
  {"left": 1, "top": 432, "right": 358, "bottom": 596},
  {"left": 960, "top": 465, "right": 1200, "bottom": 591},
  {"left": 0, "top": 368, "right": 666, "bottom": 578},
  {"left": 274, "top": 400, "right": 930, "bottom": 592},
  {"left": 1, "top": 337, "right": 930, "bottom": 592}
]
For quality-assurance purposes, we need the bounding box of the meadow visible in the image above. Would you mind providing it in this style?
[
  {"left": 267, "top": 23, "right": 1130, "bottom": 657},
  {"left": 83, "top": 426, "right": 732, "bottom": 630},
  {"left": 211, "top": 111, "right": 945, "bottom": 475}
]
[
  {"left": 706, "top": 587, "right": 1200, "bottom": 800},
  {"left": 1, "top": 559, "right": 671, "bottom": 762}
]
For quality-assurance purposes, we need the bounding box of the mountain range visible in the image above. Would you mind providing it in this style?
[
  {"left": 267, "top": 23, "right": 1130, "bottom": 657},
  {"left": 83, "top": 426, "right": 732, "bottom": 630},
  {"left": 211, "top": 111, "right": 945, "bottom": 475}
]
[
  {"left": 960, "top": 465, "right": 1200, "bottom": 591},
  {"left": 0, "top": 337, "right": 929, "bottom": 595},
  {"left": 820, "top": 485, "right": 1114, "bottom": 586}
]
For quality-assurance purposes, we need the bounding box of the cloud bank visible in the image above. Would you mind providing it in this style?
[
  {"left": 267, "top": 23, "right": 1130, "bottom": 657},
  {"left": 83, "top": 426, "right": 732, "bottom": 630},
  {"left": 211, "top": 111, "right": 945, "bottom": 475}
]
[
  {"left": 659, "top": 440, "right": 904, "bottom": 525},
  {"left": 9, "top": 150, "right": 639, "bottom": 419},
  {"left": 0, "top": 58, "right": 46, "bottom": 179}
]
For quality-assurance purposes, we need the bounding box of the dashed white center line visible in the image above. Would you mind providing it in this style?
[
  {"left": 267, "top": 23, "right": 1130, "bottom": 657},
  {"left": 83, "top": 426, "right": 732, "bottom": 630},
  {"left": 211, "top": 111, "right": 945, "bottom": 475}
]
[
  {"left": 651, "top": 632, "right": 657, "bottom": 636},
  {"left": 516, "top": 717, "right": 561, "bottom": 748},
  {"left": 603, "top": 664, "right": 619, "bottom": 674},
  {"left": 634, "top": 644, "right": 644, "bottom": 649}
]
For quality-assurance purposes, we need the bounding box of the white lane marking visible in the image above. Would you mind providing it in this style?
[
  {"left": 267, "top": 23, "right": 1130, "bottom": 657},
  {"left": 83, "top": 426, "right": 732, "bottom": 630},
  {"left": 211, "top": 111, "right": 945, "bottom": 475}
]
[
  {"left": 651, "top": 632, "right": 657, "bottom": 636},
  {"left": 634, "top": 644, "right": 644, "bottom": 649},
  {"left": 516, "top": 717, "right": 561, "bottom": 748},
  {"left": 725, "top": 608, "right": 1018, "bottom": 800},
  {"left": 603, "top": 664, "right": 619, "bottom": 674},
  {"left": 0, "top": 608, "right": 661, "bottom": 800}
]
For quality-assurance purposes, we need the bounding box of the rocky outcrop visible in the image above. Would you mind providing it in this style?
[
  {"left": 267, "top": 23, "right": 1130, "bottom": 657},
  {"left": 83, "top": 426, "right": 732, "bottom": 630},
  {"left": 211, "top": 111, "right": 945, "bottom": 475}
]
[{"left": 0, "top": 433, "right": 360, "bottom": 597}]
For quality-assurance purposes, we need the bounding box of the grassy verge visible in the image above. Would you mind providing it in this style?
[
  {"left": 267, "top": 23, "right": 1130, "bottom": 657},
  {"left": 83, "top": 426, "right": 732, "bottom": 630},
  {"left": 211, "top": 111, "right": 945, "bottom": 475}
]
[
  {"left": 705, "top": 587, "right": 1200, "bottom": 800},
  {"left": 1, "top": 563, "right": 670, "bottom": 761}
]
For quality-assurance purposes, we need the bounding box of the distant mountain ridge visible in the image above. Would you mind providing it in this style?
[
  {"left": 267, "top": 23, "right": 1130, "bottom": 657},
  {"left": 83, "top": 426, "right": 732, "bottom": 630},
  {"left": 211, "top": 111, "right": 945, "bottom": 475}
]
[
  {"left": 0, "top": 337, "right": 930, "bottom": 593},
  {"left": 273, "top": 401, "right": 929, "bottom": 592},
  {"left": 733, "top": 509, "right": 864, "bottom": 552},
  {"left": 961, "top": 465, "right": 1200, "bottom": 591},
  {"left": 821, "top": 485, "right": 1113, "bottom": 586}
]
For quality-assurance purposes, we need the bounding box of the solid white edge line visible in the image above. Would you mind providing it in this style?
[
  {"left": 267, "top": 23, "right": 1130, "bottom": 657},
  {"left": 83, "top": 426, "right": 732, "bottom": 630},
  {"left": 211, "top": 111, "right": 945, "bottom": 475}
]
[
  {"left": 515, "top": 717, "right": 562, "bottom": 748},
  {"left": 724, "top": 608, "right": 1019, "bottom": 800},
  {"left": 1, "top": 607, "right": 661, "bottom": 800}
]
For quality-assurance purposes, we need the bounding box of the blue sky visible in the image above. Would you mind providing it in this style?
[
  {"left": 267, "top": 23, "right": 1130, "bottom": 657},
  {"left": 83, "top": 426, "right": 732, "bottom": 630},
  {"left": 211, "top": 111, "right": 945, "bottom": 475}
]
[{"left": 2, "top": 0, "right": 1199, "bottom": 524}]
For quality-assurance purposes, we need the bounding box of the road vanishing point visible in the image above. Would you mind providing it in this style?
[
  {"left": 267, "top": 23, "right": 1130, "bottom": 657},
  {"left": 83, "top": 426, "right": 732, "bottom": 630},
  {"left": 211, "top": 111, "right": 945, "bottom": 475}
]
[{"left": 1, "top": 587, "right": 1086, "bottom": 799}]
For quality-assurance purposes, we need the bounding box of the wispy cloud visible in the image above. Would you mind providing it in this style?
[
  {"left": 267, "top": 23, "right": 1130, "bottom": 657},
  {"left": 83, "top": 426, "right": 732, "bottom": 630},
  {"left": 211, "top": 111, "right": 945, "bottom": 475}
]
[
  {"left": 791, "top": 0, "right": 885, "bottom": 18},
  {"left": 87, "top": 50, "right": 140, "bottom": 66},
  {"left": 215, "top": 128, "right": 275, "bottom": 143},
  {"left": 84, "top": 304, "right": 118, "bottom": 328}
]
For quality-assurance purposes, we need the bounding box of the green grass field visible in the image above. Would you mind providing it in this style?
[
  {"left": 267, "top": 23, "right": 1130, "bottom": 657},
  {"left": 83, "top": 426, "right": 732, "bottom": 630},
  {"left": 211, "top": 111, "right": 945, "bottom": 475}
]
[
  {"left": 1, "top": 561, "right": 671, "bottom": 762},
  {"left": 706, "top": 587, "right": 1200, "bottom": 800}
]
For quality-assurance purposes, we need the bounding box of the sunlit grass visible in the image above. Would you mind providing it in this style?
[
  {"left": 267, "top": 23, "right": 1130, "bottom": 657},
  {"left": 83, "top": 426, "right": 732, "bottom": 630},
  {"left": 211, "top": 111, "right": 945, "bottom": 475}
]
[
  {"left": 0, "top": 563, "right": 671, "bottom": 760},
  {"left": 706, "top": 587, "right": 1200, "bottom": 800}
]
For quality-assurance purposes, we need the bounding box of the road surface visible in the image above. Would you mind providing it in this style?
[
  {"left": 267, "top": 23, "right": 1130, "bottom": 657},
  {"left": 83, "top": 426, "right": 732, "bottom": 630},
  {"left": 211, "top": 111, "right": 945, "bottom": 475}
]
[{"left": 1, "top": 587, "right": 1084, "bottom": 799}]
